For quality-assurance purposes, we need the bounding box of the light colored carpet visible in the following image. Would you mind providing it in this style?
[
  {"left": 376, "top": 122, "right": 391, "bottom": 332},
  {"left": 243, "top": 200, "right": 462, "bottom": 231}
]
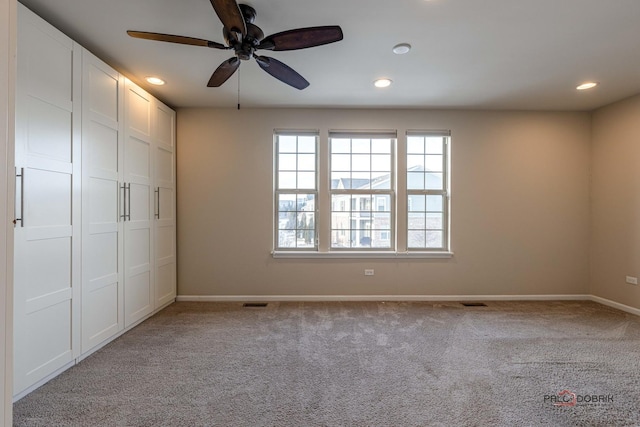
[{"left": 13, "top": 301, "right": 640, "bottom": 426}]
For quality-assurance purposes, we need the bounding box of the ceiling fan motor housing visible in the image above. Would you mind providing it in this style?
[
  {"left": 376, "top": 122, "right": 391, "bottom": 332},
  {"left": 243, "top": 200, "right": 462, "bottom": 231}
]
[
  {"left": 239, "top": 4, "right": 257, "bottom": 23},
  {"left": 224, "top": 4, "right": 264, "bottom": 61}
]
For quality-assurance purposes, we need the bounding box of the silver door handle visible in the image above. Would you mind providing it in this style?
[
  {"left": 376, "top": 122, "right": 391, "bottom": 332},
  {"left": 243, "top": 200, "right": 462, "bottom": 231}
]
[
  {"left": 14, "top": 167, "right": 24, "bottom": 227},
  {"left": 155, "top": 188, "right": 160, "bottom": 219},
  {"left": 120, "top": 183, "right": 127, "bottom": 221},
  {"left": 127, "top": 183, "right": 131, "bottom": 221}
]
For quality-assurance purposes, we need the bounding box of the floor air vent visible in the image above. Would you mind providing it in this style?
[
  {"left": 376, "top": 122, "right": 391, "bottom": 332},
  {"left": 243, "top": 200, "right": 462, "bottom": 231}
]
[
  {"left": 243, "top": 303, "right": 268, "bottom": 308},
  {"left": 460, "top": 302, "right": 488, "bottom": 307}
]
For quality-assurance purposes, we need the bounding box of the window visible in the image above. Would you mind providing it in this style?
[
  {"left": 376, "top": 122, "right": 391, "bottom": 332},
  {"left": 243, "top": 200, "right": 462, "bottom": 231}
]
[
  {"left": 330, "top": 132, "right": 394, "bottom": 249},
  {"left": 275, "top": 132, "right": 318, "bottom": 249},
  {"left": 407, "top": 131, "right": 449, "bottom": 250},
  {"left": 273, "top": 129, "right": 451, "bottom": 257}
]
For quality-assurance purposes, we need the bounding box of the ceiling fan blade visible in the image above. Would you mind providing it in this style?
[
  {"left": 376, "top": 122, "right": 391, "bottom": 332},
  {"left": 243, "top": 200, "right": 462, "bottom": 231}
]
[
  {"left": 255, "top": 56, "right": 309, "bottom": 90},
  {"left": 127, "top": 31, "right": 228, "bottom": 49},
  {"left": 208, "top": 57, "right": 240, "bottom": 87},
  {"left": 258, "top": 26, "right": 343, "bottom": 51},
  {"left": 210, "top": 0, "right": 246, "bottom": 36}
]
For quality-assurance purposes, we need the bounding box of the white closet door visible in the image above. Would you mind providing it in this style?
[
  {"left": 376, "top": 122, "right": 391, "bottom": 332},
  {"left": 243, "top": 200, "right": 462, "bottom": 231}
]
[
  {"left": 81, "top": 50, "right": 124, "bottom": 352},
  {"left": 153, "top": 102, "right": 176, "bottom": 308},
  {"left": 123, "top": 79, "right": 154, "bottom": 327},
  {"left": 1, "top": 0, "right": 15, "bottom": 420},
  {"left": 14, "top": 4, "right": 80, "bottom": 395}
]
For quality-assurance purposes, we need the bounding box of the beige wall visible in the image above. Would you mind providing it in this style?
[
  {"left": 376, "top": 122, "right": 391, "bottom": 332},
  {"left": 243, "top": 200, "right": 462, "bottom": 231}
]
[
  {"left": 591, "top": 94, "right": 640, "bottom": 309},
  {"left": 177, "top": 108, "right": 591, "bottom": 298}
]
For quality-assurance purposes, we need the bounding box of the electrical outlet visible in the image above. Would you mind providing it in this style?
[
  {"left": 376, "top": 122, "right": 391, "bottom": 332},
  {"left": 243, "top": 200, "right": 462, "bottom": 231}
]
[
  {"left": 364, "top": 269, "right": 374, "bottom": 276},
  {"left": 626, "top": 276, "right": 638, "bottom": 285}
]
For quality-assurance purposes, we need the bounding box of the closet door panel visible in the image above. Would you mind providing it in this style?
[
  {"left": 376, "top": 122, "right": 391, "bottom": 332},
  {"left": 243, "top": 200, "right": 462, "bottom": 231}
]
[
  {"left": 81, "top": 49, "right": 123, "bottom": 353},
  {"left": 26, "top": 99, "right": 72, "bottom": 162},
  {"left": 124, "top": 80, "right": 154, "bottom": 326},
  {"left": 14, "top": 4, "right": 80, "bottom": 396},
  {"left": 126, "top": 136, "right": 150, "bottom": 179},
  {"left": 22, "top": 300, "right": 72, "bottom": 380},
  {"left": 88, "top": 122, "right": 118, "bottom": 172},
  {"left": 154, "top": 103, "right": 176, "bottom": 308},
  {"left": 24, "top": 238, "right": 71, "bottom": 300}
]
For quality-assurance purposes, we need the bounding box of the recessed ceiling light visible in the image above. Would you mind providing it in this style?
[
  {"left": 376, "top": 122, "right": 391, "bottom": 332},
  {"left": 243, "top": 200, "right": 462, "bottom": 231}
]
[
  {"left": 146, "top": 76, "right": 166, "bottom": 86},
  {"left": 392, "top": 43, "right": 411, "bottom": 55},
  {"left": 576, "top": 82, "right": 598, "bottom": 90},
  {"left": 374, "top": 78, "right": 392, "bottom": 88}
]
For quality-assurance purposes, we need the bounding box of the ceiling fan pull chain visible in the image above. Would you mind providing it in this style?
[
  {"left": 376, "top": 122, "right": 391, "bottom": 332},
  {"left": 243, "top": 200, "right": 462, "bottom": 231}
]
[{"left": 237, "top": 65, "right": 241, "bottom": 110}]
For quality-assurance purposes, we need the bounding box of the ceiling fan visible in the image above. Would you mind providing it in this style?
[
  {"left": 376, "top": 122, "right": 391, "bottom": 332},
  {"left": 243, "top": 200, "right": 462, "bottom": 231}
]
[{"left": 127, "top": 0, "right": 343, "bottom": 90}]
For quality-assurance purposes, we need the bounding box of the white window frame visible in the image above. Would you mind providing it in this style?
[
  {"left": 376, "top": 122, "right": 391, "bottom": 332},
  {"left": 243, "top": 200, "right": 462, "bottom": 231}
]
[
  {"left": 328, "top": 131, "right": 396, "bottom": 251},
  {"left": 274, "top": 130, "right": 319, "bottom": 251},
  {"left": 406, "top": 130, "right": 451, "bottom": 252},
  {"left": 272, "top": 129, "right": 453, "bottom": 259}
]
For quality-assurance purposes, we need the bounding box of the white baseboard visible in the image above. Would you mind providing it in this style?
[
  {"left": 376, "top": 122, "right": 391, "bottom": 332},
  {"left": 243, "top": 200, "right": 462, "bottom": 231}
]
[
  {"left": 177, "top": 294, "right": 591, "bottom": 303},
  {"left": 589, "top": 295, "right": 640, "bottom": 316},
  {"left": 177, "top": 294, "right": 640, "bottom": 317}
]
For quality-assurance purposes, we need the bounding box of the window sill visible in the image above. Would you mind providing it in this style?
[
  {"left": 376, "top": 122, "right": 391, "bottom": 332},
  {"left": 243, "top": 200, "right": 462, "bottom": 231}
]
[{"left": 271, "top": 251, "right": 454, "bottom": 259}]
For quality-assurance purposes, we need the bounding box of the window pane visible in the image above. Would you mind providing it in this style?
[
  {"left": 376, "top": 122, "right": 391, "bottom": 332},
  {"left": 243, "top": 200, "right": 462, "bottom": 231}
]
[
  {"left": 376, "top": 195, "right": 390, "bottom": 212},
  {"left": 277, "top": 193, "right": 316, "bottom": 249},
  {"left": 276, "top": 134, "right": 317, "bottom": 192},
  {"left": 278, "top": 230, "right": 296, "bottom": 248},
  {"left": 331, "top": 154, "right": 351, "bottom": 171},
  {"left": 372, "top": 233, "right": 391, "bottom": 248},
  {"left": 358, "top": 233, "right": 372, "bottom": 247},
  {"left": 331, "top": 230, "right": 349, "bottom": 248},
  {"left": 298, "top": 154, "right": 316, "bottom": 171},
  {"left": 407, "top": 172, "right": 424, "bottom": 190},
  {"left": 426, "top": 213, "right": 443, "bottom": 230},
  {"left": 372, "top": 139, "right": 391, "bottom": 154},
  {"left": 331, "top": 213, "right": 348, "bottom": 230},
  {"left": 298, "top": 172, "right": 316, "bottom": 189},
  {"left": 352, "top": 139, "right": 370, "bottom": 153},
  {"left": 296, "top": 212, "right": 315, "bottom": 247},
  {"left": 332, "top": 138, "right": 350, "bottom": 153},
  {"left": 278, "top": 172, "right": 296, "bottom": 189},
  {"left": 356, "top": 195, "right": 372, "bottom": 212},
  {"left": 408, "top": 195, "right": 426, "bottom": 212},
  {"left": 351, "top": 172, "right": 371, "bottom": 189},
  {"left": 331, "top": 173, "right": 348, "bottom": 189},
  {"left": 331, "top": 212, "right": 348, "bottom": 230},
  {"left": 408, "top": 230, "right": 426, "bottom": 248},
  {"left": 407, "top": 155, "right": 424, "bottom": 169},
  {"left": 424, "top": 155, "right": 443, "bottom": 172},
  {"left": 425, "top": 137, "right": 443, "bottom": 154},
  {"left": 298, "top": 136, "right": 316, "bottom": 153},
  {"left": 371, "top": 154, "right": 391, "bottom": 172},
  {"left": 371, "top": 172, "right": 391, "bottom": 189},
  {"left": 408, "top": 212, "right": 426, "bottom": 229},
  {"left": 331, "top": 192, "right": 392, "bottom": 249},
  {"left": 426, "top": 173, "right": 443, "bottom": 190},
  {"left": 279, "top": 153, "right": 297, "bottom": 171},
  {"left": 373, "top": 212, "right": 391, "bottom": 229},
  {"left": 331, "top": 195, "right": 350, "bottom": 212},
  {"left": 407, "top": 137, "right": 424, "bottom": 154},
  {"left": 426, "top": 231, "right": 443, "bottom": 248},
  {"left": 279, "top": 135, "right": 297, "bottom": 153},
  {"left": 426, "top": 195, "right": 443, "bottom": 211},
  {"left": 352, "top": 155, "right": 370, "bottom": 172}
]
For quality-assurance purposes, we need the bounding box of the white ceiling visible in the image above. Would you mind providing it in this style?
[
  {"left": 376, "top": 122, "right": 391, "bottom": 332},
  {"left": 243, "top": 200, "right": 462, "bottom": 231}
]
[{"left": 18, "top": 0, "right": 640, "bottom": 111}]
